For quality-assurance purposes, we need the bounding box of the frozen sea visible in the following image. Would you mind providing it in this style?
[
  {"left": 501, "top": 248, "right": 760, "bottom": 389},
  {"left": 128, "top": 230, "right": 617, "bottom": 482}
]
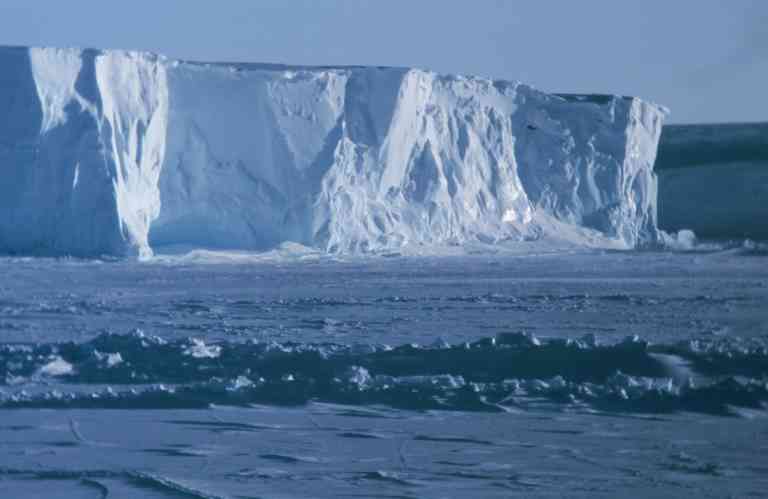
[{"left": 1, "top": 248, "right": 767, "bottom": 498}]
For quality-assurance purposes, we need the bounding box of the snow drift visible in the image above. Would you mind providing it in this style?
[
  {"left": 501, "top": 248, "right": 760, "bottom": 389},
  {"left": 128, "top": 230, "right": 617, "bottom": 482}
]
[
  {"left": 0, "top": 46, "right": 667, "bottom": 257},
  {"left": 656, "top": 123, "right": 768, "bottom": 240}
]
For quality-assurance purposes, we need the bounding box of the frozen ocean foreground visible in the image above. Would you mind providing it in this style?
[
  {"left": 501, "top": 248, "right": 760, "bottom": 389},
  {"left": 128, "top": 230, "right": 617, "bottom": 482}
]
[
  {"left": 1, "top": 254, "right": 767, "bottom": 498},
  {"left": 0, "top": 46, "right": 767, "bottom": 498}
]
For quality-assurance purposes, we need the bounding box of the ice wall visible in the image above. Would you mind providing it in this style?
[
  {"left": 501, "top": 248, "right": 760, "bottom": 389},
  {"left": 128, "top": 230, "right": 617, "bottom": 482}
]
[
  {"left": 0, "top": 46, "right": 667, "bottom": 257},
  {"left": 656, "top": 123, "right": 768, "bottom": 240},
  {"left": 0, "top": 47, "right": 166, "bottom": 257}
]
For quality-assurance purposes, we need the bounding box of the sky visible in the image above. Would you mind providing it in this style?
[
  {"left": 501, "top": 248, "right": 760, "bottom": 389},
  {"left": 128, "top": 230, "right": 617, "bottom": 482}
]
[{"left": 0, "top": 0, "right": 765, "bottom": 124}]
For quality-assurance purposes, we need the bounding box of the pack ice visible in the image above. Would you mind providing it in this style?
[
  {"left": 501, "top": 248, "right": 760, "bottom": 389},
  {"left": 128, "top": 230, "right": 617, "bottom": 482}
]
[{"left": 0, "top": 46, "right": 667, "bottom": 258}]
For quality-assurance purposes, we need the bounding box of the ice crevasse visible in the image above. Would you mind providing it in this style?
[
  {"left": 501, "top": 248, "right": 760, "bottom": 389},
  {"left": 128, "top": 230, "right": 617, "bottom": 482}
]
[{"left": 0, "top": 46, "right": 667, "bottom": 258}]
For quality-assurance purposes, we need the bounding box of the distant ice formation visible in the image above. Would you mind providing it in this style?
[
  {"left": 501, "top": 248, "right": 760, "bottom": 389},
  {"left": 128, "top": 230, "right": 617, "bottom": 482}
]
[
  {"left": 656, "top": 123, "right": 768, "bottom": 240},
  {"left": 0, "top": 46, "right": 667, "bottom": 257}
]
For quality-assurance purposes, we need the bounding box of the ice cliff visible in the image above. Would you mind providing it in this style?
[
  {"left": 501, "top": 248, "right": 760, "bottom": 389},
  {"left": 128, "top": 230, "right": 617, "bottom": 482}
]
[{"left": 0, "top": 46, "right": 667, "bottom": 257}]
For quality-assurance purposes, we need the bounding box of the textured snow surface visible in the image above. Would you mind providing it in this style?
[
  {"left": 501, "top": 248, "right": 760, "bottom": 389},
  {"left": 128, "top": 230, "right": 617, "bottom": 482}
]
[
  {"left": 5, "top": 330, "right": 768, "bottom": 414},
  {"left": 1, "top": 253, "right": 767, "bottom": 497},
  {"left": 656, "top": 123, "right": 768, "bottom": 240},
  {"left": 0, "top": 46, "right": 667, "bottom": 257}
]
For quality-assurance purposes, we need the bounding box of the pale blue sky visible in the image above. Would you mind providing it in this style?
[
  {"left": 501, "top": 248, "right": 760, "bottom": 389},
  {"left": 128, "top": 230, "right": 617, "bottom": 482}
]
[{"left": 0, "top": 0, "right": 765, "bottom": 123}]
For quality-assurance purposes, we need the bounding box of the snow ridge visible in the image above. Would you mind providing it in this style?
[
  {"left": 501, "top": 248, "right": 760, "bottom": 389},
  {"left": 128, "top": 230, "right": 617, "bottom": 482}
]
[
  {"left": 4, "top": 331, "right": 767, "bottom": 414},
  {"left": 0, "top": 46, "right": 667, "bottom": 257}
]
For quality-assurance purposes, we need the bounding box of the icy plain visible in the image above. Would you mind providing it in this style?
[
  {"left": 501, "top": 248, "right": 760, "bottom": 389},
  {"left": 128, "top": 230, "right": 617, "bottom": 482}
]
[{"left": 1, "top": 250, "right": 768, "bottom": 498}]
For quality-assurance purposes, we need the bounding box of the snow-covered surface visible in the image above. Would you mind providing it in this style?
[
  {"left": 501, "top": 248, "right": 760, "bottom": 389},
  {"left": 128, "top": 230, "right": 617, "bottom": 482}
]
[
  {"left": 0, "top": 252, "right": 767, "bottom": 497},
  {"left": 656, "top": 123, "right": 768, "bottom": 239},
  {"left": 0, "top": 46, "right": 667, "bottom": 257}
]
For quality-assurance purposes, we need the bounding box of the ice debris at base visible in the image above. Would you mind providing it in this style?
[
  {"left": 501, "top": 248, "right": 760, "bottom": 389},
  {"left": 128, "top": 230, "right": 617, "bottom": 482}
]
[
  {"left": 0, "top": 46, "right": 667, "bottom": 257},
  {"left": 1, "top": 331, "right": 766, "bottom": 415},
  {"left": 36, "top": 357, "right": 75, "bottom": 377}
]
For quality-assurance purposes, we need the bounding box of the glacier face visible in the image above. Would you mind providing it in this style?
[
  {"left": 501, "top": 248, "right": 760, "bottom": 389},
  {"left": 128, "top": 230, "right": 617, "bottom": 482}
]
[
  {"left": 0, "top": 47, "right": 166, "bottom": 257},
  {"left": 0, "top": 46, "right": 667, "bottom": 257}
]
